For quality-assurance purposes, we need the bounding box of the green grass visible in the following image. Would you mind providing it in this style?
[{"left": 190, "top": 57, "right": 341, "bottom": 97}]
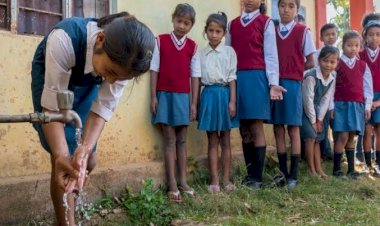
[{"left": 28, "top": 161, "right": 380, "bottom": 226}]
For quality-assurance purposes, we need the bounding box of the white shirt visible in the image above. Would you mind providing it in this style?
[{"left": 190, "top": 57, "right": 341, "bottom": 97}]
[
  {"left": 329, "top": 54, "right": 373, "bottom": 111},
  {"left": 302, "top": 67, "right": 336, "bottom": 124},
  {"left": 367, "top": 47, "right": 379, "bottom": 59},
  {"left": 279, "top": 20, "right": 316, "bottom": 57},
  {"left": 225, "top": 9, "right": 280, "bottom": 86},
  {"left": 42, "top": 21, "right": 127, "bottom": 121},
  {"left": 149, "top": 32, "right": 201, "bottom": 77},
  {"left": 200, "top": 43, "right": 237, "bottom": 85}
]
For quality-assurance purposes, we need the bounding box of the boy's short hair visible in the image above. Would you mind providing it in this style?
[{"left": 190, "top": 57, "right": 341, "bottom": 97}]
[{"left": 320, "top": 23, "right": 338, "bottom": 37}]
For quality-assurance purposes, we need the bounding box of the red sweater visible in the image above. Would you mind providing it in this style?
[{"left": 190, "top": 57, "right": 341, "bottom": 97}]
[
  {"left": 157, "top": 34, "right": 196, "bottom": 93},
  {"left": 359, "top": 49, "right": 380, "bottom": 92}
]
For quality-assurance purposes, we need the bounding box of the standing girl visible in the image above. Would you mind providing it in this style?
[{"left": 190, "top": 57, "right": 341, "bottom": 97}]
[
  {"left": 301, "top": 46, "right": 339, "bottom": 179},
  {"left": 272, "top": 0, "right": 316, "bottom": 190},
  {"left": 226, "top": 0, "right": 285, "bottom": 189},
  {"left": 198, "top": 12, "right": 238, "bottom": 193},
  {"left": 31, "top": 12, "right": 155, "bottom": 225},
  {"left": 332, "top": 31, "right": 373, "bottom": 179},
  {"left": 359, "top": 21, "right": 380, "bottom": 177},
  {"left": 150, "top": 3, "right": 200, "bottom": 202}
]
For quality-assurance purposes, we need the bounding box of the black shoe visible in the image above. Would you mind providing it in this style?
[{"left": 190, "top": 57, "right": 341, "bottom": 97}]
[
  {"left": 333, "top": 170, "right": 348, "bottom": 180},
  {"left": 242, "top": 176, "right": 263, "bottom": 189},
  {"left": 271, "top": 174, "right": 287, "bottom": 187},
  {"left": 347, "top": 171, "right": 362, "bottom": 180},
  {"left": 286, "top": 179, "right": 298, "bottom": 191},
  {"left": 371, "top": 166, "right": 380, "bottom": 178}
]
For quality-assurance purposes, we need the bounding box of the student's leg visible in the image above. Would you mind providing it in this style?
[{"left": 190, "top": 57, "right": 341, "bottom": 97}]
[
  {"left": 363, "top": 125, "right": 373, "bottom": 168},
  {"left": 314, "top": 142, "right": 327, "bottom": 178},
  {"left": 373, "top": 125, "right": 380, "bottom": 176},
  {"left": 207, "top": 131, "right": 220, "bottom": 186},
  {"left": 333, "top": 132, "right": 348, "bottom": 175},
  {"left": 346, "top": 133, "right": 359, "bottom": 178},
  {"left": 274, "top": 124, "right": 288, "bottom": 178},
  {"left": 250, "top": 120, "right": 266, "bottom": 182},
  {"left": 162, "top": 124, "right": 178, "bottom": 192},
  {"left": 50, "top": 157, "right": 75, "bottom": 226},
  {"left": 220, "top": 130, "right": 232, "bottom": 186},
  {"left": 304, "top": 138, "right": 317, "bottom": 176},
  {"left": 240, "top": 120, "right": 254, "bottom": 180},
  {"left": 176, "top": 125, "right": 191, "bottom": 190},
  {"left": 355, "top": 135, "right": 364, "bottom": 162},
  {"left": 287, "top": 126, "right": 301, "bottom": 183}
]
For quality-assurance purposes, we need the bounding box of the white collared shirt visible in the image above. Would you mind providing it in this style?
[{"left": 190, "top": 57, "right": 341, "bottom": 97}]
[
  {"left": 279, "top": 20, "right": 316, "bottom": 57},
  {"left": 225, "top": 9, "right": 280, "bottom": 86},
  {"left": 200, "top": 42, "right": 237, "bottom": 85},
  {"left": 329, "top": 54, "right": 373, "bottom": 111},
  {"left": 41, "top": 21, "right": 128, "bottom": 121},
  {"left": 367, "top": 47, "right": 379, "bottom": 58},
  {"left": 302, "top": 67, "right": 336, "bottom": 123},
  {"left": 149, "top": 32, "right": 201, "bottom": 77}
]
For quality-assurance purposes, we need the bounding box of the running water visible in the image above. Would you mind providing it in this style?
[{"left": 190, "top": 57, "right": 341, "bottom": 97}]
[{"left": 63, "top": 128, "right": 93, "bottom": 226}]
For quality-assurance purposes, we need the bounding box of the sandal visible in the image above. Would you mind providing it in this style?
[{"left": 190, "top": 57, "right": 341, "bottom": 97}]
[
  {"left": 223, "top": 183, "right": 237, "bottom": 192},
  {"left": 167, "top": 190, "right": 182, "bottom": 203},
  {"left": 178, "top": 186, "right": 199, "bottom": 199},
  {"left": 207, "top": 184, "right": 221, "bottom": 193}
]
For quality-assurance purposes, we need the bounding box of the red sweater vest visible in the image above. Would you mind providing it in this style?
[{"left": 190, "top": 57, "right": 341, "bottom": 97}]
[
  {"left": 229, "top": 14, "right": 270, "bottom": 71},
  {"left": 334, "top": 59, "right": 366, "bottom": 103},
  {"left": 276, "top": 23, "right": 307, "bottom": 81},
  {"left": 359, "top": 49, "right": 380, "bottom": 92},
  {"left": 157, "top": 34, "right": 196, "bottom": 93}
]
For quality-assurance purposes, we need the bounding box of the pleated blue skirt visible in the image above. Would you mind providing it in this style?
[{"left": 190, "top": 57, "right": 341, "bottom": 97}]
[
  {"left": 236, "top": 70, "right": 270, "bottom": 120},
  {"left": 152, "top": 91, "right": 190, "bottom": 126},
  {"left": 332, "top": 101, "right": 365, "bottom": 135},
  {"left": 198, "top": 85, "right": 239, "bottom": 131},
  {"left": 271, "top": 79, "right": 302, "bottom": 126},
  {"left": 370, "top": 92, "right": 380, "bottom": 125}
]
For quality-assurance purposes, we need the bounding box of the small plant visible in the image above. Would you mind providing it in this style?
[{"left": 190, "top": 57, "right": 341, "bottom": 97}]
[
  {"left": 188, "top": 156, "right": 209, "bottom": 185},
  {"left": 121, "top": 178, "right": 175, "bottom": 226}
]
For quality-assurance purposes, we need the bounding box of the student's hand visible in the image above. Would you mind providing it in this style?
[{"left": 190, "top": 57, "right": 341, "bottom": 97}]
[
  {"left": 229, "top": 101, "right": 236, "bottom": 118},
  {"left": 365, "top": 110, "right": 371, "bottom": 120},
  {"left": 312, "top": 123, "right": 318, "bottom": 132},
  {"left": 371, "top": 101, "right": 380, "bottom": 111},
  {"left": 330, "top": 110, "right": 334, "bottom": 120},
  {"left": 55, "top": 155, "right": 79, "bottom": 192},
  {"left": 316, "top": 120, "right": 323, "bottom": 133},
  {"left": 190, "top": 104, "right": 197, "bottom": 121},
  {"left": 65, "top": 145, "right": 90, "bottom": 193},
  {"left": 270, "top": 85, "right": 287, "bottom": 100},
  {"left": 151, "top": 97, "right": 158, "bottom": 114}
]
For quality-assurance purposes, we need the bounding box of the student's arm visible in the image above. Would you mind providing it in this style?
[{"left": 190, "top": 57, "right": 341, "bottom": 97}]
[
  {"left": 302, "top": 75, "right": 317, "bottom": 124},
  {"left": 263, "top": 20, "right": 279, "bottom": 86},
  {"left": 363, "top": 64, "right": 374, "bottom": 120},
  {"left": 305, "top": 54, "right": 315, "bottom": 70},
  {"left": 317, "top": 79, "right": 336, "bottom": 122},
  {"left": 150, "top": 39, "right": 160, "bottom": 114},
  {"left": 225, "top": 21, "right": 232, "bottom": 46},
  {"left": 190, "top": 46, "right": 201, "bottom": 120},
  {"left": 228, "top": 48, "right": 237, "bottom": 117},
  {"left": 303, "top": 29, "right": 316, "bottom": 70}
]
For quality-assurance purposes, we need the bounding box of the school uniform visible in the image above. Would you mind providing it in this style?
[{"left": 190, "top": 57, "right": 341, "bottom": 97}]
[
  {"left": 359, "top": 47, "right": 380, "bottom": 124},
  {"left": 226, "top": 9, "right": 279, "bottom": 121},
  {"left": 31, "top": 18, "right": 128, "bottom": 155},
  {"left": 331, "top": 55, "right": 373, "bottom": 135},
  {"left": 272, "top": 20, "right": 316, "bottom": 126},
  {"left": 198, "top": 42, "right": 239, "bottom": 131},
  {"left": 300, "top": 67, "right": 335, "bottom": 141},
  {"left": 150, "top": 32, "right": 201, "bottom": 126}
]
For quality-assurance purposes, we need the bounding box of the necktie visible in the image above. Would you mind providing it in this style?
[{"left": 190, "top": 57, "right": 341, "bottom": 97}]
[
  {"left": 242, "top": 15, "right": 250, "bottom": 24},
  {"left": 280, "top": 27, "right": 288, "bottom": 36}
]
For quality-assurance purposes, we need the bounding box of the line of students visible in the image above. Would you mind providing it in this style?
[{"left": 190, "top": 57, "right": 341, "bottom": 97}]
[{"left": 150, "top": 0, "right": 380, "bottom": 203}]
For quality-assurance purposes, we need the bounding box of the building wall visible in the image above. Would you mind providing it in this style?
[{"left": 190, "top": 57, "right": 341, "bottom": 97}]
[{"left": 0, "top": 1, "right": 243, "bottom": 178}]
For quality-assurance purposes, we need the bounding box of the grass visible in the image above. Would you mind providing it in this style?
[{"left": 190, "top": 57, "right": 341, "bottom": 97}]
[{"left": 27, "top": 160, "right": 380, "bottom": 226}]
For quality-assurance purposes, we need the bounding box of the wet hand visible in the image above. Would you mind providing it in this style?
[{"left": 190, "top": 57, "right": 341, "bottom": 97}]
[
  {"left": 229, "top": 101, "right": 236, "bottom": 118},
  {"left": 55, "top": 155, "right": 79, "bottom": 192},
  {"left": 66, "top": 145, "right": 90, "bottom": 193},
  {"left": 270, "top": 85, "right": 287, "bottom": 100}
]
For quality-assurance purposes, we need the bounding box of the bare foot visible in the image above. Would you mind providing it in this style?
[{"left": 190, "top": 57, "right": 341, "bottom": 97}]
[
  {"left": 308, "top": 169, "right": 319, "bottom": 177},
  {"left": 317, "top": 171, "right": 328, "bottom": 179}
]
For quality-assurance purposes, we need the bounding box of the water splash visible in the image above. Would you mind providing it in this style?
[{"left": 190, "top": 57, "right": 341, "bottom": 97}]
[
  {"left": 75, "top": 128, "right": 82, "bottom": 146},
  {"left": 63, "top": 193, "right": 70, "bottom": 226}
]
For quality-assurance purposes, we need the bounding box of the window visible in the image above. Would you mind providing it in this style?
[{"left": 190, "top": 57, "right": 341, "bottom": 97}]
[
  {"left": 0, "top": 0, "right": 9, "bottom": 29},
  {"left": 4, "top": 0, "right": 113, "bottom": 36}
]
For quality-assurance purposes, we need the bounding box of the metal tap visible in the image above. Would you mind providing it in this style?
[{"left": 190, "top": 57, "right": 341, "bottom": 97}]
[{"left": 0, "top": 90, "right": 82, "bottom": 129}]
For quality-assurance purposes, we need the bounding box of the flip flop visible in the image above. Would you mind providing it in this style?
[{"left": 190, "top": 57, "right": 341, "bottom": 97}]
[
  {"left": 178, "top": 186, "right": 199, "bottom": 199},
  {"left": 167, "top": 190, "right": 182, "bottom": 203},
  {"left": 207, "top": 184, "right": 221, "bottom": 193}
]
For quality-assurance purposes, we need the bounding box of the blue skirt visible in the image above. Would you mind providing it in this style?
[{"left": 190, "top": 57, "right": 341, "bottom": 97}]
[
  {"left": 332, "top": 101, "right": 365, "bottom": 135},
  {"left": 236, "top": 70, "right": 270, "bottom": 120},
  {"left": 300, "top": 113, "right": 325, "bottom": 141},
  {"left": 370, "top": 92, "right": 380, "bottom": 125},
  {"left": 32, "top": 84, "right": 99, "bottom": 155},
  {"left": 198, "top": 85, "right": 239, "bottom": 131},
  {"left": 152, "top": 91, "right": 190, "bottom": 126},
  {"left": 271, "top": 79, "right": 302, "bottom": 126}
]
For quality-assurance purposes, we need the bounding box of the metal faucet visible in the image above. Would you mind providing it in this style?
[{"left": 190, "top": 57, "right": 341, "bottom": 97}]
[{"left": 0, "top": 90, "right": 82, "bottom": 129}]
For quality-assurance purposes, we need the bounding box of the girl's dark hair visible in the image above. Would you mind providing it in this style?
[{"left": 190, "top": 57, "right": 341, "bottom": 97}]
[
  {"left": 362, "top": 13, "right": 380, "bottom": 28},
  {"left": 278, "top": 0, "right": 300, "bottom": 9},
  {"left": 172, "top": 3, "right": 196, "bottom": 25},
  {"left": 97, "top": 12, "right": 155, "bottom": 78},
  {"left": 320, "top": 23, "right": 338, "bottom": 37},
  {"left": 318, "top": 45, "right": 340, "bottom": 62},
  {"left": 260, "top": 1, "right": 267, "bottom": 14},
  {"left": 342, "top": 30, "right": 361, "bottom": 46},
  {"left": 204, "top": 11, "right": 228, "bottom": 33}
]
